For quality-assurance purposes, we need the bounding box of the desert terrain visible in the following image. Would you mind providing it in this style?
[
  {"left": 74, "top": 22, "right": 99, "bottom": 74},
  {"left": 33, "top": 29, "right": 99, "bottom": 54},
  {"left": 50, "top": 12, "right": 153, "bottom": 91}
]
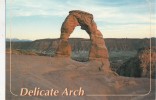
[
  {"left": 6, "top": 38, "right": 156, "bottom": 76},
  {"left": 6, "top": 53, "right": 155, "bottom": 100},
  {"left": 6, "top": 38, "right": 156, "bottom": 100}
]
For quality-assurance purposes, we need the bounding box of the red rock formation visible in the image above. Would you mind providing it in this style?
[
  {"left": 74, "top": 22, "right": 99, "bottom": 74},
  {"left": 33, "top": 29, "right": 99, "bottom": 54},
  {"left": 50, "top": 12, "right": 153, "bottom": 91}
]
[
  {"left": 117, "top": 47, "right": 156, "bottom": 78},
  {"left": 56, "top": 10, "right": 110, "bottom": 71}
]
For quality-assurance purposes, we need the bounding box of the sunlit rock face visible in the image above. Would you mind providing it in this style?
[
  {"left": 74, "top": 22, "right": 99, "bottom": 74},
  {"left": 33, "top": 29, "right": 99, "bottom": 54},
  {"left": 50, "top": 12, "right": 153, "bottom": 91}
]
[{"left": 56, "top": 10, "right": 110, "bottom": 71}]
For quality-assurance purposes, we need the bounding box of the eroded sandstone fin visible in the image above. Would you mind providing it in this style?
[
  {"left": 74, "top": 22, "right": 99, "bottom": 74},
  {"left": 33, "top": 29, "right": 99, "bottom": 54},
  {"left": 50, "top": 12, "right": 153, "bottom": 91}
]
[{"left": 56, "top": 10, "right": 111, "bottom": 71}]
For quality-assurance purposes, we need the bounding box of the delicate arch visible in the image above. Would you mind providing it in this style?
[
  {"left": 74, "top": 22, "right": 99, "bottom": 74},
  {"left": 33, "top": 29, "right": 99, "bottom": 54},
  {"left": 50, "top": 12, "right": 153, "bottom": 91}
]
[{"left": 56, "top": 10, "right": 110, "bottom": 70}]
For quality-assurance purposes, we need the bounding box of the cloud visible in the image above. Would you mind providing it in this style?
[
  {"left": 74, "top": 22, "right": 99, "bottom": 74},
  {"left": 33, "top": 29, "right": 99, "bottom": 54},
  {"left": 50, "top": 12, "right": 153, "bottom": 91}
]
[
  {"left": 6, "top": 0, "right": 156, "bottom": 25},
  {"left": 6, "top": 0, "right": 156, "bottom": 39}
]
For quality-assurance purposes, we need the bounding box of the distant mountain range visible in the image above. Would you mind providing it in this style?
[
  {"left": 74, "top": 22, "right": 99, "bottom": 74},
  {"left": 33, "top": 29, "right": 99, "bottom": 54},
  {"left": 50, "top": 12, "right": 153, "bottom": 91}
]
[
  {"left": 6, "top": 38, "right": 156, "bottom": 74},
  {"left": 6, "top": 38, "right": 156, "bottom": 53},
  {"left": 6, "top": 38, "right": 32, "bottom": 42}
]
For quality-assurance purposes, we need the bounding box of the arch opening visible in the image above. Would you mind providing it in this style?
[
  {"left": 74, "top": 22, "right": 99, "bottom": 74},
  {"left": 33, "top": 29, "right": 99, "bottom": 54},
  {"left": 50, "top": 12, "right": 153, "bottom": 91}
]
[
  {"left": 69, "top": 26, "right": 91, "bottom": 62},
  {"left": 69, "top": 26, "right": 90, "bottom": 39}
]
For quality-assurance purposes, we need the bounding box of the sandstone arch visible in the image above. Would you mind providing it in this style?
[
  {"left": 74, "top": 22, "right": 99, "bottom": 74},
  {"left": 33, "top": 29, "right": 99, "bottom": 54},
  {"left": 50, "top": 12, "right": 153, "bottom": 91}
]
[{"left": 56, "top": 10, "right": 110, "bottom": 70}]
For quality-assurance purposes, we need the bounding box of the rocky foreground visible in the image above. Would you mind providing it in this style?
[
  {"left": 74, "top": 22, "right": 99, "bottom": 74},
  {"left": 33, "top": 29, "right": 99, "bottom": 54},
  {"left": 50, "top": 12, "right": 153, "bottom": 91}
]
[{"left": 6, "top": 54, "right": 155, "bottom": 100}]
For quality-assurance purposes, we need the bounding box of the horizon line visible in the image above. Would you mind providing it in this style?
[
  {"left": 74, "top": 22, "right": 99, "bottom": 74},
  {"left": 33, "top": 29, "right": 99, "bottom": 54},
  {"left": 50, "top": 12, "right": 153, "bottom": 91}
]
[{"left": 6, "top": 37, "right": 156, "bottom": 41}]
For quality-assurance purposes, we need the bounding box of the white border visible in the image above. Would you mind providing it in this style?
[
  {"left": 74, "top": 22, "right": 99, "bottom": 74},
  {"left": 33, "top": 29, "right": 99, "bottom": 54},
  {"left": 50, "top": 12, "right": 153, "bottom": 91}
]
[{"left": 0, "top": 0, "right": 5, "bottom": 100}]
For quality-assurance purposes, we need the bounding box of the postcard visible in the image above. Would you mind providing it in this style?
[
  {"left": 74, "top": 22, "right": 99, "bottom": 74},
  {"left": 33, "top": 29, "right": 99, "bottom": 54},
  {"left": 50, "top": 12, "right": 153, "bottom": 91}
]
[{"left": 5, "top": 0, "right": 155, "bottom": 100}]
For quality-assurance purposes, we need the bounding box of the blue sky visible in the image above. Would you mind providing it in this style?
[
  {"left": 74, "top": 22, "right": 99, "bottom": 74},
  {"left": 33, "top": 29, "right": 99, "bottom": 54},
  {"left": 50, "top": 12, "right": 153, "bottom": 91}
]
[{"left": 6, "top": 0, "right": 156, "bottom": 40}]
